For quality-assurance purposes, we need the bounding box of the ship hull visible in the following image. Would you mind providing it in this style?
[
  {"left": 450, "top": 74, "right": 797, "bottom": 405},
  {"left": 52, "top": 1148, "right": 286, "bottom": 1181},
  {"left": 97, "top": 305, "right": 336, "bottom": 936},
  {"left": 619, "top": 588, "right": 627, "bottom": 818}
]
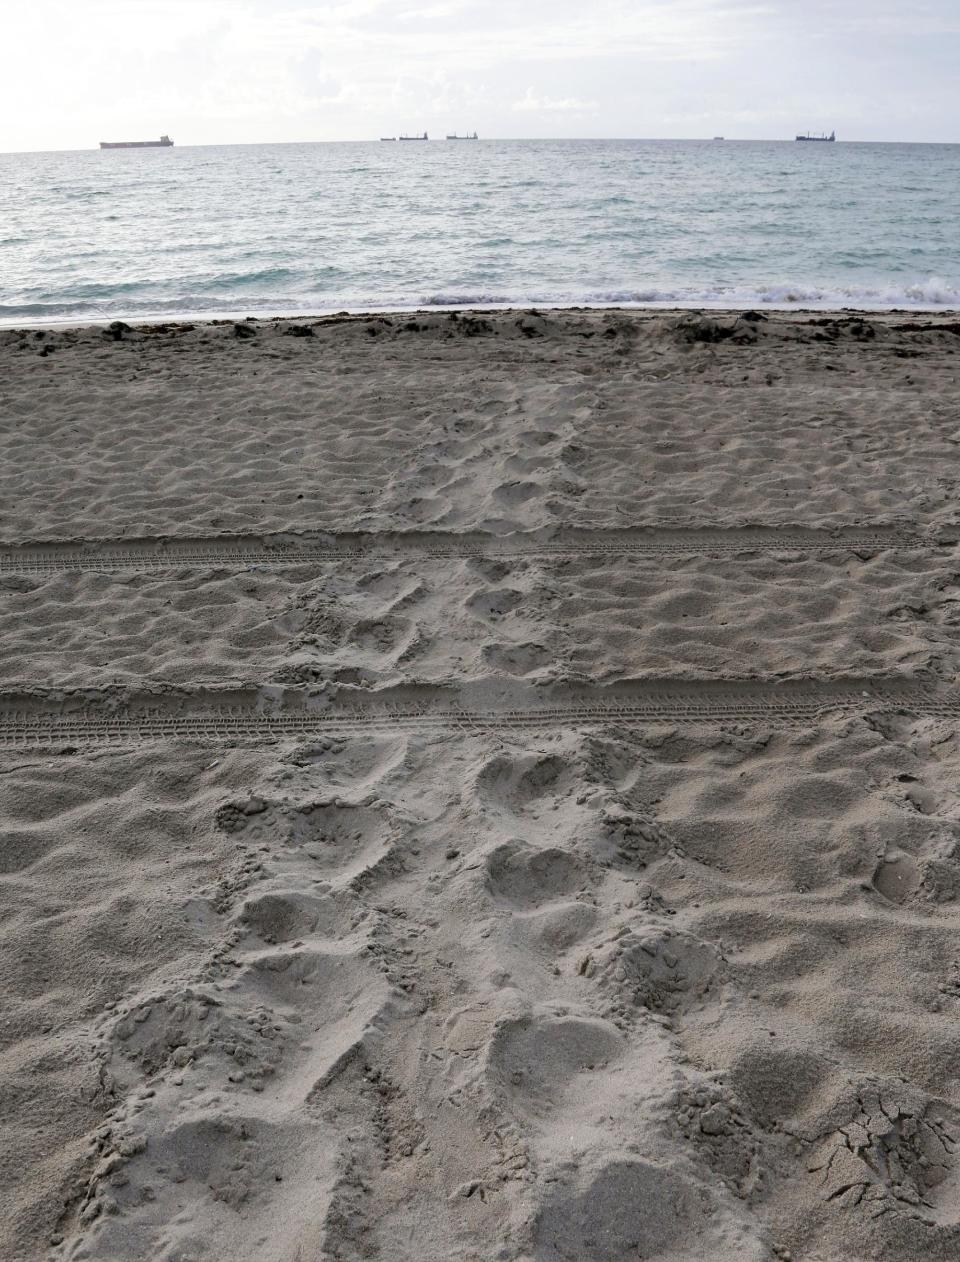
[{"left": 100, "top": 139, "right": 173, "bottom": 149}]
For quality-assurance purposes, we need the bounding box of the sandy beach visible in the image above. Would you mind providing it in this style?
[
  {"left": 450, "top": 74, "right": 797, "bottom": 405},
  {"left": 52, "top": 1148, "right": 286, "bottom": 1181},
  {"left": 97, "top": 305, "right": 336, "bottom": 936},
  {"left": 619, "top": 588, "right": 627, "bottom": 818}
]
[{"left": 3, "top": 307, "right": 960, "bottom": 1261}]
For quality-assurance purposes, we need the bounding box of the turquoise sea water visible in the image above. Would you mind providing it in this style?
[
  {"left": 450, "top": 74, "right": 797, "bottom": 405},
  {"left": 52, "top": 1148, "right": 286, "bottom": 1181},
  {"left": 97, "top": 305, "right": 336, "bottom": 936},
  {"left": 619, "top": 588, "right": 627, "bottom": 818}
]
[{"left": 1, "top": 139, "right": 958, "bottom": 323}]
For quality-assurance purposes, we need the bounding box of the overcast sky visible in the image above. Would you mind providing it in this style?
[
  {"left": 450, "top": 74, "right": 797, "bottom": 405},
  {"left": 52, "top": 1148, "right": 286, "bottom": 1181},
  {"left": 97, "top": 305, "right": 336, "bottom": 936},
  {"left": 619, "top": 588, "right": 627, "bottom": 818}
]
[{"left": 2, "top": 0, "right": 958, "bottom": 151}]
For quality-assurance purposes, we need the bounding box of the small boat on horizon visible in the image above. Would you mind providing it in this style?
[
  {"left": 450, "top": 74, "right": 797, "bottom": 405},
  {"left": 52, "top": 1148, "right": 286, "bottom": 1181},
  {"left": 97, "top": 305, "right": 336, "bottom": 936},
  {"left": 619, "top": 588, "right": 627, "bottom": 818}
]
[
  {"left": 796, "top": 130, "right": 836, "bottom": 142},
  {"left": 100, "top": 135, "right": 173, "bottom": 149},
  {"left": 380, "top": 136, "right": 396, "bottom": 142},
  {"left": 399, "top": 132, "right": 429, "bottom": 141},
  {"left": 446, "top": 131, "right": 479, "bottom": 140}
]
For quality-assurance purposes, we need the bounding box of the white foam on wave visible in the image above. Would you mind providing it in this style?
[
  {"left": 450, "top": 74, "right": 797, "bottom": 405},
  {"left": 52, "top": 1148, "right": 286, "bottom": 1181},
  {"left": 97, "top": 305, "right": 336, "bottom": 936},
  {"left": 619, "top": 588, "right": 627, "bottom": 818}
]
[
  {"left": 420, "top": 275, "right": 960, "bottom": 311},
  {"left": 2, "top": 276, "right": 959, "bottom": 329}
]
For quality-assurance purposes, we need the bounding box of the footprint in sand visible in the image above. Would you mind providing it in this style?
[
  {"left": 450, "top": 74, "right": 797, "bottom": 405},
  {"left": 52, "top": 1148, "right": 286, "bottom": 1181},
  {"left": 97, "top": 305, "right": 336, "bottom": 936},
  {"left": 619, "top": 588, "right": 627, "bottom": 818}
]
[
  {"left": 809, "top": 1080, "right": 960, "bottom": 1221},
  {"left": 515, "top": 901, "right": 599, "bottom": 955},
  {"left": 0, "top": 825, "right": 59, "bottom": 874},
  {"left": 286, "top": 803, "right": 394, "bottom": 884},
  {"left": 727, "top": 1042, "right": 836, "bottom": 1131},
  {"left": 217, "top": 799, "right": 393, "bottom": 886},
  {"left": 483, "top": 838, "right": 598, "bottom": 957},
  {"left": 481, "top": 640, "right": 554, "bottom": 676},
  {"left": 483, "top": 840, "right": 589, "bottom": 909},
  {"left": 484, "top": 1010, "right": 623, "bottom": 1116},
  {"left": 473, "top": 751, "right": 574, "bottom": 818},
  {"left": 872, "top": 849, "right": 922, "bottom": 903},
  {"left": 492, "top": 479, "right": 542, "bottom": 507},
  {"left": 110, "top": 986, "right": 286, "bottom": 1085},
  {"left": 532, "top": 1158, "right": 760, "bottom": 1261},
  {"left": 596, "top": 926, "right": 723, "bottom": 1016},
  {"left": 346, "top": 613, "right": 415, "bottom": 657},
  {"left": 234, "top": 890, "right": 345, "bottom": 945},
  {"left": 284, "top": 735, "right": 406, "bottom": 793},
  {"left": 465, "top": 587, "right": 523, "bottom": 620}
]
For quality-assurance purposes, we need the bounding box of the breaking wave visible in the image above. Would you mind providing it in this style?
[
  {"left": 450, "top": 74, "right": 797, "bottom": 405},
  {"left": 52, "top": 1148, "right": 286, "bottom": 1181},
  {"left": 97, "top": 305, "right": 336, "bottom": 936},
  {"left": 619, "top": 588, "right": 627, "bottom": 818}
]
[
  {"left": 419, "top": 278, "right": 960, "bottom": 310},
  {"left": 2, "top": 276, "right": 957, "bottom": 327}
]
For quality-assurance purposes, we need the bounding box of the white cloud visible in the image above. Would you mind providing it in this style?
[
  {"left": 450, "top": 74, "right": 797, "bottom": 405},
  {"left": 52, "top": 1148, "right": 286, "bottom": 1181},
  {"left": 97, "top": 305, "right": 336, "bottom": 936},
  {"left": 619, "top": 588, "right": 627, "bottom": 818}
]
[{"left": 512, "top": 87, "right": 598, "bottom": 114}]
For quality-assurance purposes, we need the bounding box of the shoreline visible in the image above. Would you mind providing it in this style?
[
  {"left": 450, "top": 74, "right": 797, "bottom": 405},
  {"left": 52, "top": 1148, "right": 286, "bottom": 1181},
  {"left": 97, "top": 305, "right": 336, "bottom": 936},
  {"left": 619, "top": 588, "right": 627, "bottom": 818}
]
[{"left": 3, "top": 299, "right": 960, "bottom": 333}]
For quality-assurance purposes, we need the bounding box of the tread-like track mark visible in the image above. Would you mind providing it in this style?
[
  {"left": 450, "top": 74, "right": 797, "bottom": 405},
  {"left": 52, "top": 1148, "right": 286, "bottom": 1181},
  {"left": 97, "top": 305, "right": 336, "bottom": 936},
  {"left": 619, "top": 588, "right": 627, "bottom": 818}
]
[
  {"left": 0, "top": 678, "right": 951, "bottom": 749},
  {"left": 0, "top": 525, "right": 932, "bottom": 574}
]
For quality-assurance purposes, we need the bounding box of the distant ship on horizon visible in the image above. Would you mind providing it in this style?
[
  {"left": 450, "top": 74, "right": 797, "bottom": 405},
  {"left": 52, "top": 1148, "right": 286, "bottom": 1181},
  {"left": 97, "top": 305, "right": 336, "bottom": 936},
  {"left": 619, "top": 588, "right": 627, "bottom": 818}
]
[
  {"left": 399, "top": 132, "right": 428, "bottom": 141},
  {"left": 446, "top": 131, "right": 478, "bottom": 140},
  {"left": 796, "top": 130, "right": 836, "bottom": 142},
  {"left": 100, "top": 135, "right": 173, "bottom": 149}
]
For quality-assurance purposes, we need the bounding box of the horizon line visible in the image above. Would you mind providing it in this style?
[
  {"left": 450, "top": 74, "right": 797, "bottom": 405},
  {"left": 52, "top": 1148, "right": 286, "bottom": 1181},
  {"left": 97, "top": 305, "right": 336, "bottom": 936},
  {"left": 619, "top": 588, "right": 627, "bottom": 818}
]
[{"left": 4, "top": 135, "right": 960, "bottom": 156}]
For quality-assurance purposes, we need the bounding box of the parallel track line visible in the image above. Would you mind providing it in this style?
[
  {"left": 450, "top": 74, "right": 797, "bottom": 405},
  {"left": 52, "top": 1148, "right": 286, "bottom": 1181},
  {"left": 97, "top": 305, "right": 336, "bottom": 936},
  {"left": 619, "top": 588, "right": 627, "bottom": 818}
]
[
  {"left": 0, "top": 526, "right": 934, "bottom": 575},
  {"left": 0, "top": 678, "right": 949, "bottom": 748}
]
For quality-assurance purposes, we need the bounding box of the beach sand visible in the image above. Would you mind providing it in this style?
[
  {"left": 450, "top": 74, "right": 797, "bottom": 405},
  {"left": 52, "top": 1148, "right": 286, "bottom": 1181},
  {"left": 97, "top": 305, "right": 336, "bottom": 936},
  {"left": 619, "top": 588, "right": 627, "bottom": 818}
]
[{"left": 2, "top": 307, "right": 960, "bottom": 1260}]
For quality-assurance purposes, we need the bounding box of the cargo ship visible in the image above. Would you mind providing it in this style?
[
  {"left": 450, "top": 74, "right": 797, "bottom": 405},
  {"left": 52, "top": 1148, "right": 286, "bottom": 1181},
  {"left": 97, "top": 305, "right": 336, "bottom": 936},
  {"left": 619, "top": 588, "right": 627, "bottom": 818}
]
[
  {"left": 100, "top": 135, "right": 173, "bottom": 149},
  {"left": 446, "top": 132, "right": 478, "bottom": 140},
  {"left": 796, "top": 131, "right": 835, "bottom": 142},
  {"left": 399, "top": 132, "right": 428, "bottom": 141}
]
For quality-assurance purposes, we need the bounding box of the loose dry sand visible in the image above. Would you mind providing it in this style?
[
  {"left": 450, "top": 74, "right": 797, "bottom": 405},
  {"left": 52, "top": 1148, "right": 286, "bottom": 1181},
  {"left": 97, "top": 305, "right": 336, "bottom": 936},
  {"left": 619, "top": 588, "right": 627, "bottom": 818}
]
[{"left": 2, "top": 308, "right": 960, "bottom": 1261}]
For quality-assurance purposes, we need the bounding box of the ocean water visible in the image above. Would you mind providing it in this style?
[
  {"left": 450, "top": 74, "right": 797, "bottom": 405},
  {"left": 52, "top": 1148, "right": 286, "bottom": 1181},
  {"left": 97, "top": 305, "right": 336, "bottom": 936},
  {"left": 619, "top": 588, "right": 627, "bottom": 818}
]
[{"left": 1, "top": 139, "right": 959, "bottom": 324}]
